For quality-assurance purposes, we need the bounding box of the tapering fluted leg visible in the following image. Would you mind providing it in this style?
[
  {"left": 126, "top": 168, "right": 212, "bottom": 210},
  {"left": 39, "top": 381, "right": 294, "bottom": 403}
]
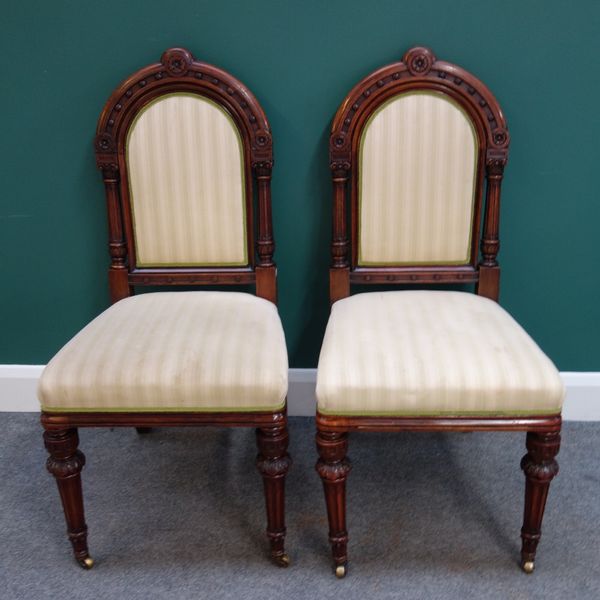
[
  {"left": 520, "top": 430, "right": 561, "bottom": 573},
  {"left": 316, "top": 430, "right": 351, "bottom": 578},
  {"left": 44, "top": 428, "right": 93, "bottom": 569},
  {"left": 256, "top": 423, "right": 292, "bottom": 566}
]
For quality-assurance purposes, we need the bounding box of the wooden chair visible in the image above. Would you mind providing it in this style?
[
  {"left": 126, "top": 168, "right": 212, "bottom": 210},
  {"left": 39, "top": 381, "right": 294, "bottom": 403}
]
[
  {"left": 316, "top": 46, "right": 563, "bottom": 578},
  {"left": 39, "top": 48, "right": 291, "bottom": 569}
]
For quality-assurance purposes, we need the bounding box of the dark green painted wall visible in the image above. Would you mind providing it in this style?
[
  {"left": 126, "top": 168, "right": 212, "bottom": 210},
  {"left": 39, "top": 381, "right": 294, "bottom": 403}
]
[{"left": 1, "top": 1, "right": 599, "bottom": 369}]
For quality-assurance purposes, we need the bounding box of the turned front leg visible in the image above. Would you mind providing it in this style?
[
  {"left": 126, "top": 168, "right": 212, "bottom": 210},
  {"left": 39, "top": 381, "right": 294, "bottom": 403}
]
[
  {"left": 44, "top": 428, "right": 93, "bottom": 569},
  {"left": 256, "top": 424, "right": 292, "bottom": 566},
  {"left": 520, "top": 430, "right": 560, "bottom": 573},
  {"left": 316, "top": 430, "right": 351, "bottom": 578}
]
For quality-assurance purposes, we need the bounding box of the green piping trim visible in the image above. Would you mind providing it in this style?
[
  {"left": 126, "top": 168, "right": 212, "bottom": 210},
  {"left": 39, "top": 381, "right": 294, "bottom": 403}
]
[
  {"left": 357, "top": 90, "right": 478, "bottom": 267},
  {"left": 135, "top": 261, "right": 250, "bottom": 268},
  {"left": 41, "top": 400, "right": 286, "bottom": 414},
  {"left": 318, "top": 406, "right": 563, "bottom": 417},
  {"left": 126, "top": 92, "right": 248, "bottom": 268}
]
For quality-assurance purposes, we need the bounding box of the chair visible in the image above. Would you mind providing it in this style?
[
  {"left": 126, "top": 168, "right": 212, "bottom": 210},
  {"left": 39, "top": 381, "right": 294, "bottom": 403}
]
[
  {"left": 39, "top": 48, "right": 291, "bottom": 569},
  {"left": 316, "top": 46, "right": 563, "bottom": 577}
]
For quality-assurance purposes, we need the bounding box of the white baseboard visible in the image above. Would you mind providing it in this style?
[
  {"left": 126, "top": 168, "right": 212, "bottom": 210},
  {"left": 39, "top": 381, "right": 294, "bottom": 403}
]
[{"left": 1, "top": 365, "right": 598, "bottom": 421}]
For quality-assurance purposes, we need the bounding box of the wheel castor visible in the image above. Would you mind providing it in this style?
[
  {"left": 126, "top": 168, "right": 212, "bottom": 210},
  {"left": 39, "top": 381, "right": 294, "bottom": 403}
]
[
  {"left": 335, "top": 563, "right": 347, "bottom": 578},
  {"left": 78, "top": 556, "right": 94, "bottom": 570},
  {"left": 521, "top": 560, "right": 535, "bottom": 574},
  {"left": 272, "top": 553, "right": 290, "bottom": 567}
]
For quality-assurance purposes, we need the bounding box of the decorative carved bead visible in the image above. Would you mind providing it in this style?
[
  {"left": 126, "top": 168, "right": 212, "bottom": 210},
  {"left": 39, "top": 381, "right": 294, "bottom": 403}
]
[
  {"left": 98, "top": 162, "right": 119, "bottom": 181},
  {"left": 330, "top": 161, "right": 350, "bottom": 171},
  {"left": 139, "top": 79, "right": 146, "bottom": 87},
  {"left": 253, "top": 160, "right": 274, "bottom": 172}
]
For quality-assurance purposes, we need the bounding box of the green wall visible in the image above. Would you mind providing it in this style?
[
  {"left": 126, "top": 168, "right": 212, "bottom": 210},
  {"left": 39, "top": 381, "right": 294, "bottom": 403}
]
[{"left": 1, "top": 1, "right": 599, "bottom": 369}]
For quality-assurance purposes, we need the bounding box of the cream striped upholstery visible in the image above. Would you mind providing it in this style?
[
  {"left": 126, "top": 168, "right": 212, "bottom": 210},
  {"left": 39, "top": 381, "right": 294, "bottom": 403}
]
[
  {"left": 38, "top": 292, "right": 288, "bottom": 412},
  {"left": 358, "top": 92, "right": 478, "bottom": 265},
  {"left": 316, "top": 291, "right": 564, "bottom": 416},
  {"left": 126, "top": 93, "right": 247, "bottom": 267}
]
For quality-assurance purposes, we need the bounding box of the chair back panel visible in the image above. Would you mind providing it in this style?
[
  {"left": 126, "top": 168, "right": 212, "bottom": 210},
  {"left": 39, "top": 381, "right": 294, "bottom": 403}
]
[
  {"left": 126, "top": 93, "right": 247, "bottom": 267},
  {"left": 95, "top": 48, "right": 277, "bottom": 304},
  {"left": 328, "top": 47, "right": 509, "bottom": 303},
  {"left": 358, "top": 91, "right": 478, "bottom": 266}
]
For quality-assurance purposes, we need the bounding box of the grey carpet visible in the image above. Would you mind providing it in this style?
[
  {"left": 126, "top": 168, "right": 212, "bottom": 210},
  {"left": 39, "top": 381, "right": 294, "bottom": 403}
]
[{"left": 1, "top": 414, "right": 598, "bottom": 599}]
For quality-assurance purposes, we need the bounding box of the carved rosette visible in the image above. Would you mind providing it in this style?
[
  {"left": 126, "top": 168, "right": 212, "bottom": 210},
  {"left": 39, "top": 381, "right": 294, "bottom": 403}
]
[
  {"left": 160, "top": 48, "right": 193, "bottom": 76},
  {"left": 403, "top": 46, "right": 435, "bottom": 76}
]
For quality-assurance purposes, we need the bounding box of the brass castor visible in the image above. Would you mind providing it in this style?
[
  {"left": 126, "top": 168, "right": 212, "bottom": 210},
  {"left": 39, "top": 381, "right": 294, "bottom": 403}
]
[
  {"left": 78, "top": 557, "right": 94, "bottom": 570},
  {"left": 335, "top": 564, "right": 347, "bottom": 578},
  {"left": 521, "top": 560, "right": 535, "bottom": 574},
  {"left": 272, "top": 553, "right": 290, "bottom": 568}
]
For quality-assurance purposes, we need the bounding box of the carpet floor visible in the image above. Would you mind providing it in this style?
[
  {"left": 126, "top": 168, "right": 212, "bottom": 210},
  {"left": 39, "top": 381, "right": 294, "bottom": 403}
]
[{"left": 1, "top": 414, "right": 598, "bottom": 599}]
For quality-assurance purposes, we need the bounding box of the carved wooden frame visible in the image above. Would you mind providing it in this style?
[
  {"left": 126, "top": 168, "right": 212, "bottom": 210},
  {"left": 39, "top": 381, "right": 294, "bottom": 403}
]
[
  {"left": 328, "top": 46, "right": 509, "bottom": 303},
  {"left": 318, "top": 46, "right": 561, "bottom": 578},
  {"left": 42, "top": 48, "right": 290, "bottom": 570},
  {"left": 95, "top": 47, "right": 277, "bottom": 304}
]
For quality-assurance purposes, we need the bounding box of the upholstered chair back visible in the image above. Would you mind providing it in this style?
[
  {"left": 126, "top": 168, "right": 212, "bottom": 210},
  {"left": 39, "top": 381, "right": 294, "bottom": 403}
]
[
  {"left": 95, "top": 48, "right": 276, "bottom": 303},
  {"left": 126, "top": 93, "right": 248, "bottom": 267},
  {"left": 328, "top": 47, "right": 509, "bottom": 303},
  {"left": 358, "top": 91, "right": 478, "bottom": 266}
]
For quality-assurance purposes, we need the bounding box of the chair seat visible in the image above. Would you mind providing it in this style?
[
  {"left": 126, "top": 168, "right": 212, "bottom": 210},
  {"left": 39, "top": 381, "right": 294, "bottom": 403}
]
[
  {"left": 39, "top": 292, "right": 288, "bottom": 413},
  {"left": 316, "top": 291, "right": 564, "bottom": 417}
]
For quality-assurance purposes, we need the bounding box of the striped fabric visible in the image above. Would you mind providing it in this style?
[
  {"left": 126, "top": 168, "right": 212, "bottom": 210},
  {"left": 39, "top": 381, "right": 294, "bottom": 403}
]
[
  {"left": 358, "top": 92, "right": 478, "bottom": 265},
  {"left": 316, "top": 291, "right": 564, "bottom": 416},
  {"left": 126, "top": 93, "right": 247, "bottom": 267},
  {"left": 38, "top": 292, "right": 288, "bottom": 412}
]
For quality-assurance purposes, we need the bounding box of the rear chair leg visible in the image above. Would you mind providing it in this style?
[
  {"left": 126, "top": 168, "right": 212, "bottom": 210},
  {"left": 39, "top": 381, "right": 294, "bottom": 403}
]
[
  {"left": 316, "top": 430, "right": 351, "bottom": 578},
  {"left": 256, "top": 423, "right": 292, "bottom": 566},
  {"left": 44, "top": 428, "right": 93, "bottom": 569},
  {"left": 520, "top": 430, "right": 560, "bottom": 573}
]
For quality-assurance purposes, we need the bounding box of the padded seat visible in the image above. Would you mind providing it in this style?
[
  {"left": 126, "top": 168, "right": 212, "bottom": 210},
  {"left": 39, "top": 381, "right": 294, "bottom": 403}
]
[
  {"left": 316, "top": 291, "right": 564, "bottom": 416},
  {"left": 39, "top": 291, "right": 288, "bottom": 413}
]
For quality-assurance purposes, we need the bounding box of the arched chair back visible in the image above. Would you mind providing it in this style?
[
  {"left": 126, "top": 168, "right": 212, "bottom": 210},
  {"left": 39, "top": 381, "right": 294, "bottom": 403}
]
[
  {"left": 328, "top": 46, "right": 509, "bottom": 303},
  {"left": 95, "top": 47, "right": 277, "bottom": 303}
]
